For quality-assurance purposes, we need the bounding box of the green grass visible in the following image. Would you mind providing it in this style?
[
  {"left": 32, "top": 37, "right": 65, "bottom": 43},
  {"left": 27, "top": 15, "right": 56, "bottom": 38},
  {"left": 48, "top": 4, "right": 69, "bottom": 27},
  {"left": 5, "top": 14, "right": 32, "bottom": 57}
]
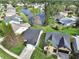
[
  {"left": 60, "top": 27, "right": 79, "bottom": 35},
  {"left": 0, "top": 49, "right": 16, "bottom": 59},
  {"left": 32, "top": 24, "right": 79, "bottom": 35},
  {"left": 19, "top": 12, "right": 29, "bottom": 23},
  {"left": 32, "top": 25, "right": 58, "bottom": 33},
  {"left": 29, "top": 7, "right": 41, "bottom": 16},
  {"left": 9, "top": 43, "right": 25, "bottom": 55},
  {"left": 31, "top": 47, "right": 46, "bottom": 59}
]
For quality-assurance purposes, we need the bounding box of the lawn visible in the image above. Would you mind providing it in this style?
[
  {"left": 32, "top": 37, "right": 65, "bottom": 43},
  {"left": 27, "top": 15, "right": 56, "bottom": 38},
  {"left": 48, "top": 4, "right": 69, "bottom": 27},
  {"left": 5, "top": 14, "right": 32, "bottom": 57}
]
[
  {"left": 32, "top": 24, "right": 79, "bottom": 35},
  {"left": 31, "top": 47, "right": 57, "bottom": 59},
  {"left": 9, "top": 43, "right": 25, "bottom": 55},
  {"left": 0, "top": 49, "right": 16, "bottom": 59}
]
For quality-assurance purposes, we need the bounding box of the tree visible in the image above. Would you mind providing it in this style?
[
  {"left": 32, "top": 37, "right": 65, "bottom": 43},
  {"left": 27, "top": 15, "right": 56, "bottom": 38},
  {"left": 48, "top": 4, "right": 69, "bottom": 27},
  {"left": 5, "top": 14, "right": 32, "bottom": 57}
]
[{"left": 0, "top": 22, "right": 18, "bottom": 48}]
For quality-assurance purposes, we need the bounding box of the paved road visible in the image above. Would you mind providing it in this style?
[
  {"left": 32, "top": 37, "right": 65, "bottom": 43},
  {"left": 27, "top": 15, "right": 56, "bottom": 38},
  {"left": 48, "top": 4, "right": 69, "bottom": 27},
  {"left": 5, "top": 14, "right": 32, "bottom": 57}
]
[{"left": 18, "top": 44, "right": 35, "bottom": 59}]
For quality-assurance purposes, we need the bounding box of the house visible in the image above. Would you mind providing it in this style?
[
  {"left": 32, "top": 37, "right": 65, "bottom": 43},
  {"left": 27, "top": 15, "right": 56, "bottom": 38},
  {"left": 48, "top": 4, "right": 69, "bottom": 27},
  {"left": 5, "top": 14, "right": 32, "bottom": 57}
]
[
  {"left": 22, "top": 28, "right": 43, "bottom": 47},
  {"left": 21, "top": 8, "right": 33, "bottom": 18},
  {"left": 4, "top": 15, "right": 23, "bottom": 24},
  {"left": 55, "top": 11, "right": 77, "bottom": 26},
  {"left": 18, "top": 28, "right": 43, "bottom": 59},
  {"left": 5, "top": 4, "right": 23, "bottom": 24},
  {"left": 72, "top": 36, "right": 79, "bottom": 53},
  {"left": 59, "top": 17, "right": 76, "bottom": 26},
  {"left": 55, "top": 11, "right": 68, "bottom": 22},
  {"left": 22, "top": 8, "right": 45, "bottom": 25},
  {"left": 21, "top": 8, "right": 34, "bottom": 24},
  {"left": 11, "top": 23, "right": 31, "bottom": 35},
  {"left": 44, "top": 32, "right": 71, "bottom": 59},
  {"left": 5, "top": 4, "right": 16, "bottom": 17},
  {"left": 34, "top": 12, "right": 45, "bottom": 25}
]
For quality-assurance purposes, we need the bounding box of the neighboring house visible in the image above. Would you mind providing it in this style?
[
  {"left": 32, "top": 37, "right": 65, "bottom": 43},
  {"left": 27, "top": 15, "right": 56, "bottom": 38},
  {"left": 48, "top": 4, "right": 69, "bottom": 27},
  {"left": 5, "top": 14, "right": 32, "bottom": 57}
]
[
  {"left": 11, "top": 23, "right": 31, "bottom": 35},
  {"left": 31, "top": 3, "right": 44, "bottom": 12},
  {"left": 55, "top": 11, "right": 77, "bottom": 26},
  {"left": 22, "top": 28, "right": 43, "bottom": 47},
  {"left": 22, "top": 8, "right": 45, "bottom": 25},
  {"left": 34, "top": 12, "right": 45, "bottom": 25},
  {"left": 5, "top": 4, "right": 23, "bottom": 24},
  {"left": 59, "top": 17, "right": 76, "bottom": 26},
  {"left": 18, "top": 28, "right": 43, "bottom": 59},
  {"left": 44, "top": 32, "right": 71, "bottom": 59},
  {"left": 21, "top": 8, "right": 33, "bottom": 18},
  {"left": 21, "top": 8, "right": 34, "bottom": 24},
  {"left": 4, "top": 15, "right": 23, "bottom": 24},
  {"left": 55, "top": 11, "right": 68, "bottom": 22},
  {"left": 5, "top": 4, "right": 16, "bottom": 17},
  {"left": 72, "top": 36, "right": 79, "bottom": 54},
  {"left": 19, "top": 28, "right": 43, "bottom": 59}
]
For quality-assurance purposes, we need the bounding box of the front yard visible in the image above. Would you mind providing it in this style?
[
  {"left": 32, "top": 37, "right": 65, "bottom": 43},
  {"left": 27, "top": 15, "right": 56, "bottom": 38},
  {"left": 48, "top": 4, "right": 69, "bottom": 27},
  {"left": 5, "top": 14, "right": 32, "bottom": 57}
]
[{"left": 0, "top": 49, "right": 16, "bottom": 59}]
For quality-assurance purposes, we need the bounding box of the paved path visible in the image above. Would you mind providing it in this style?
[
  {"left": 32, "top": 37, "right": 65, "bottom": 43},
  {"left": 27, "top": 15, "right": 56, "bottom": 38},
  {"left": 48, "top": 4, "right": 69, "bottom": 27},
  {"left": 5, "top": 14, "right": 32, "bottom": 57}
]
[
  {"left": 18, "top": 44, "right": 35, "bottom": 59},
  {"left": 0, "top": 57, "right": 3, "bottom": 59},
  {"left": 0, "top": 45, "right": 19, "bottom": 59},
  {"left": 0, "top": 37, "right": 4, "bottom": 43}
]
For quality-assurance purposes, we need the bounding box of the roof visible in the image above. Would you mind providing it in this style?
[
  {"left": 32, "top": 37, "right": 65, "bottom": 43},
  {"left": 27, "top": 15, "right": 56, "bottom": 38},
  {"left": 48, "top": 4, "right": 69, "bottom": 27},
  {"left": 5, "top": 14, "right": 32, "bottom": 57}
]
[
  {"left": 21, "top": 8, "right": 34, "bottom": 24},
  {"left": 6, "top": 4, "right": 16, "bottom": 17},
  {"left": 73, "top": 36, "right": 79, "bottom": 52},
  {"left": 37, "top": 12, "right": 45, "bottom": 24},
  {"left": 33, "top": 12, "right": 45, "bottom": 25},
  {"left": 11, "top": 23, "right": 30, "bottom": 34},
  {"left": 4, "top": 15, "right": 23, "bottom": 24},
  {"left": 59, "top": 17, "right": 76, "bottom": 26},
  {"left": 45, "top": 32, "right": 71, "bottom": 50},
  {"left": 22, "top": 28, "right": 42, "bottom": 46},
  {"left": 21, "top": 8, "right": 33, "bottom": 18}
]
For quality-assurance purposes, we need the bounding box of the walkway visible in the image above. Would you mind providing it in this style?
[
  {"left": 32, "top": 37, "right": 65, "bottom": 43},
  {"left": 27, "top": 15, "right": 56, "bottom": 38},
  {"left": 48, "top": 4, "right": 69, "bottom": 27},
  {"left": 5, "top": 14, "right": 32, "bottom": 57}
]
[
  {"left": 0, "top": 37, "right": 4, "bottom": 43},
  {"left": 0, "top": 45, "right": 19, "bottom": 59},
  {"left": 18, "top": 44, "right": 35, "bottom": 59},
  {"left": 0, "top": 57, "right": 3, "bottom": 59}
]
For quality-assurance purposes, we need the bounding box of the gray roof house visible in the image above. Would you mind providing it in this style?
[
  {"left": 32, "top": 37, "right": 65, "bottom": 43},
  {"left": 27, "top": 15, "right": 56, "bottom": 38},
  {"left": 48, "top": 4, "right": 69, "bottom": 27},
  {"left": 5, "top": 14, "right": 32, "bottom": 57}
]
[
  {"left": 4, "top": 15, "right": 23, "bottom": 24},
  {"left": 18, "top": 28, "right": 43, "bottom": 59},
  {"left": 45, "top": 32, "right": 71, "bottom": 50},
  {"left": 5, "top": 4, "right": 23, "bottom": 24},
  {"left": 59, "top": 17, "right": 76, "bottom": 26},
  {"left": 22, "top": 28, "right": 43, "bottom": 46},
  {"left": 44, "top": 32, "right": 71, "bottom": 59},
  {"left": 72, "top": 36, "right": 79, "bottom": 53}
]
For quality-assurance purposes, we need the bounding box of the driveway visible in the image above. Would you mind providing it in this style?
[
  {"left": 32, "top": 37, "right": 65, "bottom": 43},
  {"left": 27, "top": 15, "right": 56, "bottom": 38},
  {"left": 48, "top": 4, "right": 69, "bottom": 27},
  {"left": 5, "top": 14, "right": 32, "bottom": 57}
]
[{"left": 18, "top": 44, "right": 35, "bottom": 59}]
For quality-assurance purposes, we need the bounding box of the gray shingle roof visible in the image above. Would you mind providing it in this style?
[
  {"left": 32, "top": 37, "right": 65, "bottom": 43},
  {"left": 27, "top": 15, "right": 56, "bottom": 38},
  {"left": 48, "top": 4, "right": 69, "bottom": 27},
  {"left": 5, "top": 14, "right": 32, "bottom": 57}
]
[
  {"left": 45, "top": 32, "right": 71, "bottom": 50},
  {"left": 22, "top": 28, "right": 42, "bottom": 46}
]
